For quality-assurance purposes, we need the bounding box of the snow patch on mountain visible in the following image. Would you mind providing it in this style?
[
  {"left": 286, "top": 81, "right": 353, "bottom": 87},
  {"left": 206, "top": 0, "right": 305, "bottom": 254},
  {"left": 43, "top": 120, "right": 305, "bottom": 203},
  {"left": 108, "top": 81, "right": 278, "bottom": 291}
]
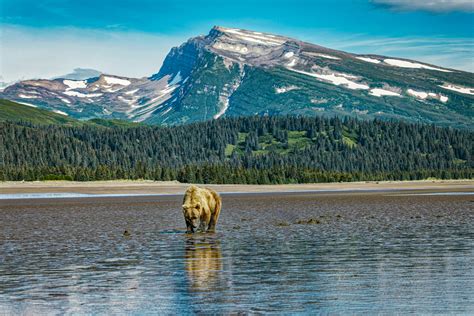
[
  {"left": 59, "top": 97, "right": 71, "bottom": 104},
  {"left": 104, "top": 87, "right": 124, "bottom": 93},
  {"left": 169, "top": 72, "right": 183, "bottom": 85},
  {"left": 336, "top": 72, "right": 358, "bottom": 79},
  {"left": 439, "top": 95, "right": 449, "bottom": 103},
  {"left": 287, "top": 59, "right": 297, "bottom": 67},
  {"left": 146, "top": 90, "right": 175, "bottom": 105},
  {"left": 103, "top": 76, "right": 131, "bottom": 86},
  {"left": 238, "top": 35, "right": 277, "bottom": 46},
  {"left": 125, "top": 89, "right": 139, "bottom": 95},
  {"left": 369, "top": 88, "right": 401, "bottom": 97},
  {"left": 63, "top": 91, "right": 103, "bottom": 98},
  {"left": 17, "top": 101, "right": 37, "bottom": 107},
  {"left": 63, "top": 80, "right": 87, "bottom": 90},
  {"left": 384, "top": 59, "right": 452, "bottom": 72},
  {"left": 18, "top": 94, "right": 38, "bottom": 99},
  {"left": 161, "top": 85, "right": 178, "bottom": 95},
  {"left": 213, "top": 42, "right": 250, "bottom": 55},
  {"left": 219, "top": 27, "right": 285, "bottom": 46},
  {"left": 407, "top": 89, "right": 448, "bottom": 102},
  {"left": 118, "top": 96, "right": 136, "bottom": 105},
  {"left": 356, "top": 57, "right": 381, "bottom": 64},
  {"left": 407, "top": 89, "right": 429, "bottom": 99},
  {"left": 439, "top": 83, "right": 474, "bottom": 95},
  {"left": 53, "top": 110, "right": 68, "bottom": 116},
  {"left": 288, "top": 68, "right": 369, "bottom": 90},
  {"left": 275, "top": 85, "right": 299, "bottom": 94},
  {"left": 304, "top": 52, "right": 340, "bottom": 60},
  {"left": 161, "top": 107, "right": 172, "bottom": 116}
]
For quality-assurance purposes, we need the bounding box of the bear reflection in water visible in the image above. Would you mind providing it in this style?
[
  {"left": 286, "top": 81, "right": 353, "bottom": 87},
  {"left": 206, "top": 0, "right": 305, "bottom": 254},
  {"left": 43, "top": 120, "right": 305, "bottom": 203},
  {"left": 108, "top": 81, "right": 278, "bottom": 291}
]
[{"left": 184, "top": 234, "right": 224, "bottom": 292}]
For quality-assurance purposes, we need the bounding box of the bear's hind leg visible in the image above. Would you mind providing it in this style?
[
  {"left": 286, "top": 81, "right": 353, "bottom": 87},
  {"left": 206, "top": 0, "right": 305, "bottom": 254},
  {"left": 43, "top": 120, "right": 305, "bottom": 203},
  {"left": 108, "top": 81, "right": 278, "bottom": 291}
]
[{"left": 207, "top": 219, "right": 216, "bottom": 233}]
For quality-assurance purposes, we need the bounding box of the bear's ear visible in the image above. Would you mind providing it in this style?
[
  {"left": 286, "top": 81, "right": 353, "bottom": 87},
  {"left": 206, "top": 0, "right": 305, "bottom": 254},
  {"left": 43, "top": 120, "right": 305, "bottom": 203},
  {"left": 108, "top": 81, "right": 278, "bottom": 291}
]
[{"left": 195, "top": 203, "right": 201, "bottom": 210}]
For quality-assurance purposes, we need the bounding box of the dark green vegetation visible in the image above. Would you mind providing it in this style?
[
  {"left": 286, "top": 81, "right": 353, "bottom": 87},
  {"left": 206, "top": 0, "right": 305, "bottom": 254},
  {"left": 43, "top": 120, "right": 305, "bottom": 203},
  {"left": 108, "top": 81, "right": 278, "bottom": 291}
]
[
  {"left": 86, "top": 118, "right": 144, "bottom": 128},
  {"left": 1, "top": 115, "right": 472, "bottom": 183}
]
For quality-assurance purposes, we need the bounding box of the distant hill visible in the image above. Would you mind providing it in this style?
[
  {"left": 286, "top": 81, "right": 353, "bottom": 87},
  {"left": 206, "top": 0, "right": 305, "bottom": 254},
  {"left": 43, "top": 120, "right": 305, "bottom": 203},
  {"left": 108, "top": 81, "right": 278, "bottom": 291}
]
[
  {"left": 0, "top": 99, "right": 80, "bottom": 126},
  {"left": 0, "top": 99, "right": 142, "bottom": 128}
]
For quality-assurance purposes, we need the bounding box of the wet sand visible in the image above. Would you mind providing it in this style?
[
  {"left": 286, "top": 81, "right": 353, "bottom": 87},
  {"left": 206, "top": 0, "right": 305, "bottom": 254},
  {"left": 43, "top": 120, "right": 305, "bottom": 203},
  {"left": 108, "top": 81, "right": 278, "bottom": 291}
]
[{"left": 0, "top": 179, "right": 472, "bottom": 196}]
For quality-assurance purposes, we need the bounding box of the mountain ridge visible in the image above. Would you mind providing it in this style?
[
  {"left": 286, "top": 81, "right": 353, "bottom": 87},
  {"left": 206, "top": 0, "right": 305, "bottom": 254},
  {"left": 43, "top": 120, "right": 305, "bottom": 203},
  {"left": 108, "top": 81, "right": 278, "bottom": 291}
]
[
  {"left": 1, "top": 26, "right": 473, "bottom": 128},
  {"left": 0, "top": 98, "right": 144, "bottom": 128}
]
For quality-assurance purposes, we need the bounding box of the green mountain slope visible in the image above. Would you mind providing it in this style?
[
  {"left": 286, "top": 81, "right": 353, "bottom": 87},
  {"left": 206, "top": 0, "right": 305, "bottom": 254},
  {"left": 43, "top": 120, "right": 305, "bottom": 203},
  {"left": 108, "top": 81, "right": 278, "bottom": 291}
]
[
  {"left": 227, "top": 66, "right": 472, "bottom": 127},
  {"left": 0, "top": 99, "right": 80, "bottom": 125},
  {"left": 0, "top": 99, "right": 143, "bottom": 128}
]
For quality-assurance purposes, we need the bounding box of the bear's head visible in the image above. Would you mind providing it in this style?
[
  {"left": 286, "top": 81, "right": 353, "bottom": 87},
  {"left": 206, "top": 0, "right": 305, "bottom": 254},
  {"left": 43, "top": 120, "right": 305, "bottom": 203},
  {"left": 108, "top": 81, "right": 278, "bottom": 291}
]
[{"left": 183, "top": 203, "right": 201, "bottom": 231}]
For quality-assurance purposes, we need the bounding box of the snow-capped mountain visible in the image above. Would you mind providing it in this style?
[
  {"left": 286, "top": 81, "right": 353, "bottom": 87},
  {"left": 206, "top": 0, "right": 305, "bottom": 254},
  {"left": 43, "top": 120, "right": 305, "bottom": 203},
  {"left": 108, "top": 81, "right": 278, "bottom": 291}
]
[
  {"left": 0, "top": 72, "right": 182, "bottom": 121},
  {"left": 2, "top": 26, "right": 473, "bottom": 127}
]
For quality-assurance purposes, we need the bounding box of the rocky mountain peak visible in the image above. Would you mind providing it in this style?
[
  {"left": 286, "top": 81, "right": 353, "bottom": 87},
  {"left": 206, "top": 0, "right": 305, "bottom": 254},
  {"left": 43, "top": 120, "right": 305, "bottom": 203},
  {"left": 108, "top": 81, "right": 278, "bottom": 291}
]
[
  {"left": 1, "top": 26, "right": 472, "bottom": 128},
  {"left": 206, "top": 26, "right": 296, "bottom": 67}
]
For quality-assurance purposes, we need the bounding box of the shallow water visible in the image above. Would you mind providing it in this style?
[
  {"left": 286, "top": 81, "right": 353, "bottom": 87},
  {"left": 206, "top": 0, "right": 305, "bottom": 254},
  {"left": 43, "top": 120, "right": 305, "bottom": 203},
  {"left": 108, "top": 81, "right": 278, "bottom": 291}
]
[{"left": 0, "top": 191, "right": 473, "bottom": 314}]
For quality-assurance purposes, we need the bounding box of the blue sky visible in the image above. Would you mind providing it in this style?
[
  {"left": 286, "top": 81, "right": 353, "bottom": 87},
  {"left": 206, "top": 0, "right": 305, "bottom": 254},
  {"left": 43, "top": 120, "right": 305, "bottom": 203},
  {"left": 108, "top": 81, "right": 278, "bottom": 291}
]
[{"left": 1, "top": 0, "right": 473, "bottom": 82}]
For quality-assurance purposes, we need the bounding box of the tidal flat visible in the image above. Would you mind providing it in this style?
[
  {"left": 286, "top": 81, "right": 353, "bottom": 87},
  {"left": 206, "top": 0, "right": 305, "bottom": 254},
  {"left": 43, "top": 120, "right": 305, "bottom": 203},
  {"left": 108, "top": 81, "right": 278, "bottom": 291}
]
[{"left": 0, "top": 190, "right": 473, "bottom": 314}]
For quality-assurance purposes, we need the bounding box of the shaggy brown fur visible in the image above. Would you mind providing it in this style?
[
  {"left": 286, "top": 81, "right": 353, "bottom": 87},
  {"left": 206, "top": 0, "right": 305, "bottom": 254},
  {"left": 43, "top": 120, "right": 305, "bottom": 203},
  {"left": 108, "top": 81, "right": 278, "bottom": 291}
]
[{"left": 182, "top": 185, "right": 222, "bottom": 233}]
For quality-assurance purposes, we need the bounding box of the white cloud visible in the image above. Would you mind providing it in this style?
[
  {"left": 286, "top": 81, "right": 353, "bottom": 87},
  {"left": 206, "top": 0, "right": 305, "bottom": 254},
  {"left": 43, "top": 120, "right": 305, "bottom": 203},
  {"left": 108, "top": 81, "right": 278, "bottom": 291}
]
[
  {"left": 0, "top": 25, "right": 188, "bottom": 82},
  {"left": 372, "top": 0, "right": 474, "bottom": 12}
]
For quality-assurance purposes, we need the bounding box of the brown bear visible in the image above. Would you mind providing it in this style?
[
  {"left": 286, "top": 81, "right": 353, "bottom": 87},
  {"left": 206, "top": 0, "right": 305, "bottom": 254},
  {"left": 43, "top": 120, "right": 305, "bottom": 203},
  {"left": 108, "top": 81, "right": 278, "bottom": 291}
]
[{"left": 182, "top": 185, "right": 222, "bottom": 233}]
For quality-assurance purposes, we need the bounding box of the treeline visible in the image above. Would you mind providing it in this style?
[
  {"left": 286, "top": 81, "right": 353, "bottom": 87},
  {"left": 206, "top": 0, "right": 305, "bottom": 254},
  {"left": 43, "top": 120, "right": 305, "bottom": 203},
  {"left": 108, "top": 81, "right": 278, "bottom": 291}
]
[{"left": 0, "top": 116, "right": 472, "bottom": 183}]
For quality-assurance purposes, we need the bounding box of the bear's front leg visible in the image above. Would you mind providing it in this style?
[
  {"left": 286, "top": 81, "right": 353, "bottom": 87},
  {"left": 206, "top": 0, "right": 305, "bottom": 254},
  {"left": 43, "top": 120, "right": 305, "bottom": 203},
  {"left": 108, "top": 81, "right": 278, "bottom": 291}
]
[
  {"left": 198, "top": 221, "right": 207, "bottom": 232},
  {"left": 200, "top": 212, "right": 211, "bottom": 232},
  {"left": 186, "top": 219, "right": 194, "bottom": 233}
]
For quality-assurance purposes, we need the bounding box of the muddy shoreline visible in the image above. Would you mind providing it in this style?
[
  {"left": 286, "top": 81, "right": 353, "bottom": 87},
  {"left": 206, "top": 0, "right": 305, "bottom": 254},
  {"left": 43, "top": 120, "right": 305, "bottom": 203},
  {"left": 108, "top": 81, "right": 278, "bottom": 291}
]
[{"left": 0, "top": 179, "right": 472, "bottom": 196}]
